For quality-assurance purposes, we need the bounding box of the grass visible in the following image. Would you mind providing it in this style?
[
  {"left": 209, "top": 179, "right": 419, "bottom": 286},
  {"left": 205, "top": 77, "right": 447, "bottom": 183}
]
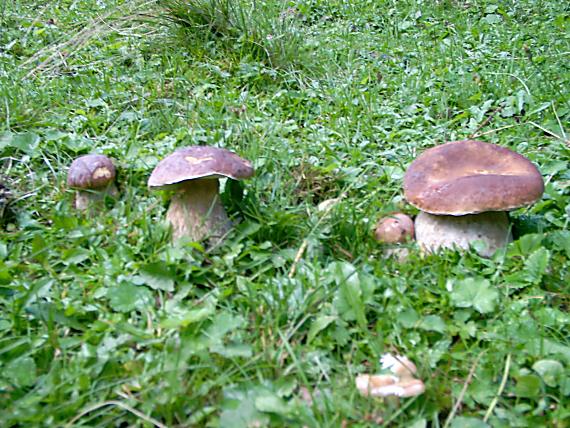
[{"left": 1, "top": 0, "right": 569, "bottom": 426}]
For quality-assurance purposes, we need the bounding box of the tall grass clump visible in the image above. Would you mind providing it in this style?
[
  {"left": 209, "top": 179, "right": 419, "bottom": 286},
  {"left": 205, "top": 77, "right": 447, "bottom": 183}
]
[{"left": 159, "top": 0, "right": 310, "bottom": 70}]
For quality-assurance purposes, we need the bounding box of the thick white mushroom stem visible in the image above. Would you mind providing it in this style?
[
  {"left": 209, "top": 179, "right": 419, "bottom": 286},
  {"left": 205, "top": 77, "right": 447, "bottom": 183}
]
[
  {"left": 75, "top": 184, "right": 119, "bottom": 211},
  {"left": 415, "top": 211, "right": 512, "bottom": 258},
  {"left": 166, "top": 178, "right": 231, "bottom": 242}
]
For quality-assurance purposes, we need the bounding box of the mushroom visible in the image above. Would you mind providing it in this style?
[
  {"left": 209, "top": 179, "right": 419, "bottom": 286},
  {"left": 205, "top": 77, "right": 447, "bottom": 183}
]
[
  {"left": 356, "top": 354, "right": 425, "bottom": 398},
  {"left": 148, "top": 146, "right": 254, "bottom": 243},
  {"left": 67, "top": 154, "right": 118, "bottom": 211},
  {"left": 374, "top": 213, "right": 415, "bottom": 262},
  {"left": 374, "top": 213, "right": 415, "bottom": 244},
  {"left": 403, "top": 140, "right": 544, "bottom": 257},
  {"left": 356, "top": 375, "right": 425, "bottom": 398}
]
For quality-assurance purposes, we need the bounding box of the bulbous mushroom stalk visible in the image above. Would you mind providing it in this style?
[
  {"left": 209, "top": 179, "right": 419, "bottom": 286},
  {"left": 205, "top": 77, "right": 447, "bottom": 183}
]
[
  {"left": 166, "top": 178, "right": 231, "bottom": 242},
  {"left": 67, "top": 154, "right": 118, "bottom": 211},
  {"left": 148, "top": 146, "right": 254, "bottom": 244},
  {"left": 415, "top": 211, "right": 512, "bottom": 258}
]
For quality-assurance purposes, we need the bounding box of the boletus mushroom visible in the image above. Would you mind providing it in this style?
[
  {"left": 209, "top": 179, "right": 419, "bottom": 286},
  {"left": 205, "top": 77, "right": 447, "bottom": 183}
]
[
  {"left": 148, "top": 146, "right": 254, "bottom": 243},
  {"left": 374, "top": 213, "right": 415, "bottom": 244},
  {"left": 374, "top": 212, "right": 415, "bottom": 262},
  {"left": 403, "top": 140, "right": 544, "bottom": 257},
  {"left": 67, "top": 154, "right": 118, "bottom": 211}
]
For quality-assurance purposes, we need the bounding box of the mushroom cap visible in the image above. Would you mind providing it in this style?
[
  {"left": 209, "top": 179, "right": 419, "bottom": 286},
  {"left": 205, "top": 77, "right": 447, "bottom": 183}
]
[
  {"left": 67, "top": 154, "right": 116, "bottom": 190},
  {"left": 403, "top": 140, "right": 544, "bottom": 215},
  {"left": 148, "top": 146, "right": 254, "bottom": 190},
  {"left": 374, "top": 213, "right": 415, "bottom": 243}
]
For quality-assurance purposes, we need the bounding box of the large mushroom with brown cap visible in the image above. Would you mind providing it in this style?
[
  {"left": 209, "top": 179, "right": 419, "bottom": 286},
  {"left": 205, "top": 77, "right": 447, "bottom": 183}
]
[
  {"left": 148, "top": 146, "right": 254, "bottom": 243},
  {"left": 403, "top": 140, "right": 544, "bottom": 257},
  {"left": 67, "top": 154, "right": 118, "bottom": 211}
]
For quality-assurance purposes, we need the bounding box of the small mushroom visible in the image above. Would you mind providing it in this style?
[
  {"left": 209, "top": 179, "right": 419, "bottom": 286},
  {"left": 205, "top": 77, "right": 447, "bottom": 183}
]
[
  {"left": 356, "top": 354, "right": 425, "bottom": 398},
  {"left": 374, "top": 213, "right": 414, "bottom": 244},
  {"left": 403, "top": 140, "right": 544, "bottom": 257},
  {"left": 374, "top": 213, "right": 414, "bottom": 262},
  {"left": 356, "top": 375, "right": 425, "bottom": 398},
  {"left": 67, "top": 154, "right": 118, "bottom": 211},
  {"left": 148, "top": 146, "right": 254, "bottom": 243}
]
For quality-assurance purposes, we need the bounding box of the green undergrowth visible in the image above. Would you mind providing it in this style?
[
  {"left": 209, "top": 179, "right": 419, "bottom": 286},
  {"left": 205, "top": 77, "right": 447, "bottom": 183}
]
[{"left": 1, "top": 0, "right": 569, "bottom": 426}]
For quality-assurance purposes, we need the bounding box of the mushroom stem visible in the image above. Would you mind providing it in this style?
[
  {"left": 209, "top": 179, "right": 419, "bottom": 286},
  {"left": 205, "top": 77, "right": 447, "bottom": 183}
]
[
  {"left": 415, "top": 211, "right": 512, "bottom": 257},
  {"left": 166, "top": 178, "right": 231, "bottom": 242},
  {"left": 75, "top": 184, "right": 119, "bottom": 211}
]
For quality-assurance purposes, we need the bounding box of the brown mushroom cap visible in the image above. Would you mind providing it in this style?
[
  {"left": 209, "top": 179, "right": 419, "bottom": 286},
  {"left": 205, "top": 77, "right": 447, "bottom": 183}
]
[
  {"left": 374, "top": 213, "right": 415, "bottom": 243},
  {"left": 67, "top": 154, "right": 116, "bottom": 190},
  {"left": 148, "top": 146, "right": 254, "bottom": 190},
  {"left": 403, "top": 140, "right": 544, "bottom": 215}
]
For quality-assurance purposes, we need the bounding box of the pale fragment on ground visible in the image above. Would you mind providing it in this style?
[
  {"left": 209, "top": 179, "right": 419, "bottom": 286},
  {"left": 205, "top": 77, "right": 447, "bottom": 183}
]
[
  {"left": 380, "top": 353, "right": 418, "bottom": 379},
  {"left": 356, "top": 354, "right": 425, "bottom": 398},
  {"left": 317, "top": 197, "right": 341, "bottom": 212}
]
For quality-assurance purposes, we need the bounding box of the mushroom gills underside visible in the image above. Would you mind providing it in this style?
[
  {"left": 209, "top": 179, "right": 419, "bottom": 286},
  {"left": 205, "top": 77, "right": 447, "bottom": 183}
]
[
  {"left": 415, "top": 211, "right": 512, "bottom": 257},
  {"left": 166, "top": 179, "right": 231, "bottom": 243}
]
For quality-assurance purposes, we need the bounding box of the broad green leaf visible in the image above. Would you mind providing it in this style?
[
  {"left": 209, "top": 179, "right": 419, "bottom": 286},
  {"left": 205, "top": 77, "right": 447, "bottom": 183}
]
[
  {"left": 0, "top": 132, "right": 40, "bottom": 155},
  {"left": 450, "top": 417, "right": 490, "bottom": 428},
  {"left": 255, "top": 394, "right": 291, "bottom": 415},
  {"left": 398, "top": 308, "right": 420, "bottom": 328},
  {"left": 515, "top": 374, "right": 541, "bottom": 398},
  {"left": 450, "top": 278, "right": 499, "bottom": 314},
  {"left": 551, "top": 231, "right": 570, "bottom": 258},
  {"left": 62, "top": 247, "right": 91, "bottom": 265},
  {"left": 206, "top": 312, "right": 245, "bottom": 343},
  {"left": 0, "top": 261, "right": 12, "bottom": 284},
  {"left": 160, "top": 299, "right": 216, "bottom": 329},
  {"left": 0, "top": 242, "right": 7, "bottom": 260},
  {"left": 307, "top": 315, "right": 336, "bottom": 343},
  {"left": 5, "top": 357, "right": 37, "bottom": 387},
  {"left": 482, "top": 14, "right": 501, "bottom": 24},
  {"left": 418, "top": 315, "right": 447, "bottom": 333},
  {"left": 0, "top": 318, "right": 11, "bottom": 331},
  {"left": 133, "top": 262, "right": 176, "bottom": 291},
  {"left": 509, "top": 233, "right": 543, "bottom": 256},
  {"left": 25, "top": 302, "right": 84, "bottom": 330},
  {"left": 211, "top": 343, "right": 252, "bottom": 358},
  {"left": 561, "top": 376, "right": 570, "bottom": 396},
  {"left": 523, "top": 248, "right": 550, "bottom": 284},
  {"left": 107, "top": 283, "right": 153, "bottom": 313},
  {"left": 331, "top": 262, "right": 367, "bottom": 329},
  {"left": 532, "top": 359, "right": 564, "bottom": 387},
  {"left": 409, "top": 420, "right": 427, "bottom": 428},
  {"left": 220, "top": 388, "right": 268, "bottom": 428}
]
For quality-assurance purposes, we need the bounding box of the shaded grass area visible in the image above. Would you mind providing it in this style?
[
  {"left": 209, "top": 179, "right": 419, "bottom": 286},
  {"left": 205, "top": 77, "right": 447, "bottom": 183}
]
[{"left": 1, "top": 0, "right": 569, "bottom": 426}]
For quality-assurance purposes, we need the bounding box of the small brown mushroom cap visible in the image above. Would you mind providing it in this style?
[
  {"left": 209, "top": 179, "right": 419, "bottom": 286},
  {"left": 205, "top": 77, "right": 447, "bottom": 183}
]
[
  {"left": 374, "top": 213, "right": 415, "bottom": 243},
  {"left": 148, "top": 146, "right": 254, "bottom": 190},
  {"left": 67, "top": 154, "right": 116, "bottom": 190},
  {"left": 403, "top": 140, "right": 544, "bottom": 215}
]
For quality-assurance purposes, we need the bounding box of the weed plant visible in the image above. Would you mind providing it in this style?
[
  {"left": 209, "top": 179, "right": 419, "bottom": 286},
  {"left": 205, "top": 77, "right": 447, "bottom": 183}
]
[
  {"left": 160, "top": 0, "right": 309, "bottom": 71},
  {"left": 0, "top": 0, "right": 569, "bottom": 426}
]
